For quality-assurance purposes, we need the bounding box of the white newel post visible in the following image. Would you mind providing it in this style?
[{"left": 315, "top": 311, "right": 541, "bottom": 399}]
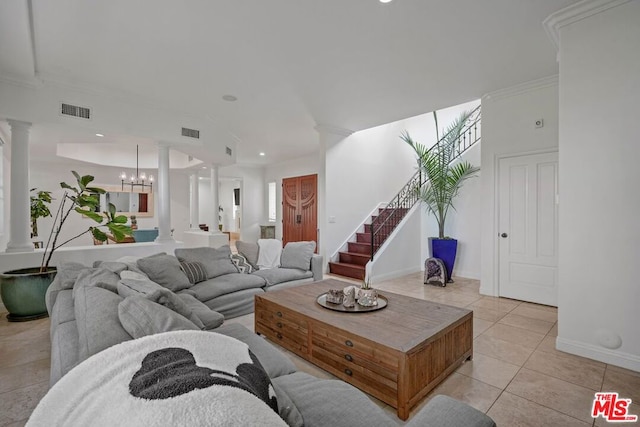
[
  {"left": 210, "top": 165, "right": 221, "bottom": 233},
  {"left": 189, "top": 172, "right": 200, "bottom": 230},
  {"left": 6, "top": 120, "right": 34, "bottom": 253},
  {"left": 155, "top": 143, "right": 174, "bottom": 243}
]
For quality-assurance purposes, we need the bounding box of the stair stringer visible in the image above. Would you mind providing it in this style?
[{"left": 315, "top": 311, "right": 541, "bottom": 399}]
[
  {"left": 328, "top": 202, "right": 386, "bottom": 265},
  {"left": 365, "top": 202, "right": 423, "bottom": 283}
]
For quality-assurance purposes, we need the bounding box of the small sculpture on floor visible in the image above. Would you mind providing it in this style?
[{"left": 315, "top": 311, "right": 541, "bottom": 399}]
[{"left": 424, "top": 257, "right": 447, "bottom": 287}]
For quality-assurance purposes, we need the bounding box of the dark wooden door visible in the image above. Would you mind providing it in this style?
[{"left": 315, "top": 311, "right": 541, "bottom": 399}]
[{"left": 282, "top": 174, "right": 317, "bottom": 248}]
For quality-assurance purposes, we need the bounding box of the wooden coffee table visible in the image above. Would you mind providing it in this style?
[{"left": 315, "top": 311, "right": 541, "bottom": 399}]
[{"left": 254, "top": 279, "right": 473, "bottom": 420}]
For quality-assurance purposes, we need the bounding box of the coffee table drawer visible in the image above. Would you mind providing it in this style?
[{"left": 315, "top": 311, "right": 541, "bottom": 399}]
[
  {"left": 312, "top": 345, "right": 398, "bottom": 406},
  {"left": 312, "top": 325, "right": 399, "bottom": 370}
]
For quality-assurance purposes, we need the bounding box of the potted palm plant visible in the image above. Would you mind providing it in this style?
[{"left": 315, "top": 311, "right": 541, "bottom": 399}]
[
  {"left": 0, "top": 171, "right": 132, "bottom": 321},
  {"left": 401, "top": 110, "right": 479, "bottom": 281}
]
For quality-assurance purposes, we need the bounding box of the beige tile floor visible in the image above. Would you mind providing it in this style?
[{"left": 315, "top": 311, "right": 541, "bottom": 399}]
[{"left": 1, "top": 272, "right": 639, "bottom": 426}]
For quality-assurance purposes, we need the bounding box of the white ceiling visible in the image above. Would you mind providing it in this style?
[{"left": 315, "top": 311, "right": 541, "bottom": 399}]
[{"left": 0, "top": 0, "right": 578, "bottom": 167}]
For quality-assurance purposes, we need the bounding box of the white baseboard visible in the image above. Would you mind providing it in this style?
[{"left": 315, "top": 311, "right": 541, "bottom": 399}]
[
  {"left": 372, "top": 267, "right": 421, "bottom": 283},
  {"left": 556, "top": 336, "right": 640, "bottom": 372}
]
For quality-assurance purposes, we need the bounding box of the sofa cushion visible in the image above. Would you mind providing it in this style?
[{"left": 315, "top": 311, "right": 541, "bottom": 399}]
[
  {"left": 45, "top": 262, "right": 87, "bottom": 314},
  {"left": 231, "top": 253, "right": 253, "bottom": 274},
  {"left": 177, "top": 293, "right": 225, "bottom": 330},
  {"left": 272, "top": 381, "right": 304, "bottom": 427},
  {"left": 252, "top": 268, "right": 312, "bottom": 287},
  {"left": 189, "top": 273, "right": 266, "bottom": 301},
  {"left": 180, "top": 260, "right": 208, "bottom": 284},
  {"left": 272, "top": 372, "right": 396, "bottom": 427},
  {"left": 71, "top": 267, "right": 121, "bottom": 297},
  {"left": 404, "top": 395, "right": 497, "bottom": 427},
  {"left": 74, "top": 283, "right": 133, "bottom": 362},
  {"left": 215, "top": 323, "right": 297, "bottom": 379},
  {"left": 118, "top": 296, "right": 200, "bottom": 339},
  {"left": 236, "top": 240, "right": 260, "bottom": 270},
  {"left": 203, "top": 288, "right": 264, "bottom": 319},
  {"left": 280, "top": 241, "right": 316, "bottom": 271},
  {"left": 137, "top": 254, "right": 191, "bottom": 292},
  {"left": 175, "top": 246, "right": 239, "bottom": 279},
  {"left": 117, "top": 277, "right": 205, "bottom": 329}
]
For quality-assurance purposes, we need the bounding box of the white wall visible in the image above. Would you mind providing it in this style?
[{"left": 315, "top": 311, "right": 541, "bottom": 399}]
[
  {"left": 219, "top": 179, "right": 240, "bottom": 232},
  {"left": 480, "top": 77, "right": 559, "bottom": 295},
  {"left": 219, "top": 164, "right": 264, "bottom": 243},
  {"left": 556, "top": 1, "right": 640, "bottom": 371},
  {"left": 264, "top": 154, "right": 318, "bottom": 240},
  {"left": 324, "top": 100, "right": 480, "bottom": 274}
]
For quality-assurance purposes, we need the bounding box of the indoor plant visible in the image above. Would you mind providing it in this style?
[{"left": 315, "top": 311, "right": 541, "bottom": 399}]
[
  {"left": 0, "top": 171, "right": 132, "bottom": 321},
  {"left": 401, "top": 110, "right": 479, "bottom": 281},
  {"left": 30, "top": 188, "right": 53, "bottom": 247}
]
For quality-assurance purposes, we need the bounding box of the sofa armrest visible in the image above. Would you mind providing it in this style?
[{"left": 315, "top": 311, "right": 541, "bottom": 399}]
[
  {"left": 405, "top": 395, "right": 496, "bottom": 427},
  {"left": 310, "top": 254, "right": 323, "bottom": 281}
]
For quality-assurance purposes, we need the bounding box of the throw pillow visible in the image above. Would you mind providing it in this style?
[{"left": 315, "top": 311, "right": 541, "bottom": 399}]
[
  {"left": 257, "top": 239, "right": 282, "bottom": 269},
  {"left": 175, "top": 246, "right": 239, "bottom": 279},
  {"left": 118, "top": 296, "right": 200, "bottom": 339},
  {"left": 137, "top": 254, "right": 191, "bottom": 292},
  {"left": 180, "top": 260, "right": 208, "bottom": 284},
  {"left": 236, "top": 240, "right": 260, "bottom": 270},
  {"left": 280, "top": 241, "right": 316, "bottom": 271},
  {"left": 231, "top": 253, "right": 253, "bottom": 274},
  {"left": 28, "top": 331, "right": 286, "bottom": 427},
  {"left": 177, "top": 293, "right": 225, "bottom": 330},
  {"left": 117, "top": 277, "right": 205, "bottom": 329}
]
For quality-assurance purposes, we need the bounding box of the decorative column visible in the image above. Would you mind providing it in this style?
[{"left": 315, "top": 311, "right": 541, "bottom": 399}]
[
  {"left": 189, "top": 172, "right": 200, "bottom": 230},
  {"left": 210, "top": 164, "right": 221, "bottom": 233},
  {"left": 155, "top": 143, "right": 174, "bottom": 243},
  {"left": 6, "top": 120, "right": 34, "bottom": 253}
]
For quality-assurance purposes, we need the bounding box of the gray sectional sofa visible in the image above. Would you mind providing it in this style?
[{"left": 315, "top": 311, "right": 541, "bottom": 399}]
[
  {"left": 43, "top": 260, "right": 496, "bottom": 427},
  {"left": 174, "top": 243, "right": 323, "bottom": 318}
]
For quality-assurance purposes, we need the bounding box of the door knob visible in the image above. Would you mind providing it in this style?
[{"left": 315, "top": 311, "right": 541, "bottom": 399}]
[{"left": 500, "top": 233, "right": 508, "bottom": 238}]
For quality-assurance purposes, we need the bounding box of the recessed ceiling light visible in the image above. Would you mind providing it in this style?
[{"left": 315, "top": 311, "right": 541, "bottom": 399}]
[
  {"left": 201, "top": 166, "right": 207, "bottom": 169},
  {"left": 222, "top": 95, "right": 238, "bottom": 102},
  {"left": 379, "top": 0, "right": 393, "bottom": 3},
  {"left": 259, "top": 152, "right": 265, "bottom": 156},
  {"left": 95, "top": 133, "right": 104, "bottom": 137}
]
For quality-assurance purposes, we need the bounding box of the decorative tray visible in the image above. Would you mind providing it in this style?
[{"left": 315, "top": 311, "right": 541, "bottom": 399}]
[{"left": 316, "top": 293, "right": 388, "bottom": 313}]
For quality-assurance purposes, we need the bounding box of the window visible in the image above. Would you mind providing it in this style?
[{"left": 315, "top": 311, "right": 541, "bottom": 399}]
[{"left": 268, "top": 181, "right": 276, "bottom": 222}]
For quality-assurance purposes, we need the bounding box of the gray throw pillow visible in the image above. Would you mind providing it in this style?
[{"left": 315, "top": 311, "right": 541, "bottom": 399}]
[
  {"left": 180, "top": 260, "right": 208, "bottom": 284},
  {"left": 272, "top": 382, "right": 304, "bottom": 427},
  {"left": 177, "top": 293, "right": 225, "bottom": 330},
  {"left": 118, "top": 296, "right": 200, "bottom": 339},
  {"left": 117, "top": 277, "right": 204, "bottom": 329},
  {"left": 236, "top": 240, "right": 260, "bottom": 270},
  {"left": 174, "top": 246, "right": 239, "bottom": 279},
  {"left": 136, "top": 254, "right": 191, "bottom": 292},
  {"left": 280, "top": 241, "right": 316, "bottom": 271}
]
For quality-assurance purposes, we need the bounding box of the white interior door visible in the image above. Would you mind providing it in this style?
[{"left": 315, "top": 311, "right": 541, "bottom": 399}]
[{"left": 498, "top": 152, "right": 558, "bottom": 306}]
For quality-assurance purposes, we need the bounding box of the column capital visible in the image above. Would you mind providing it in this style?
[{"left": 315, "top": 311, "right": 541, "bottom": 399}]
[{"left": 6, "top": 119, "right": 32, "bottom": 131}]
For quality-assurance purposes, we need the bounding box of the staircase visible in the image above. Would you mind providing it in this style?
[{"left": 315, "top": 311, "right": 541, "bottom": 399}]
[{"left": 328, "top": 105, "right": 481, "bottom": 280}]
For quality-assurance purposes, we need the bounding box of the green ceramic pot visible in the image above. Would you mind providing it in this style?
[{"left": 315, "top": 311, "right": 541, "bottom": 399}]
[{"left": 0, "top": 267, "right": 57, "bottom": 322}]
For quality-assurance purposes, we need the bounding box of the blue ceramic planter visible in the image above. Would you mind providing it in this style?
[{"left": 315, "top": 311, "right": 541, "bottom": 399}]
[
  {"left": 0, "top": 267, "right": 57, "bottom": 321},
  {"left": 430, "top": 238, "right": 457, "bottom": 282}
]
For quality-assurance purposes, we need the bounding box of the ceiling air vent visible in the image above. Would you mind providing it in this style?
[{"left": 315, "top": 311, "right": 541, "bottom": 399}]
[
  {"left": 181, "top": 127, "right": 200, "bottom": 139},
  {"left": 61, "top": 103, "right": 91, "bottom": 119},
  {"left": 226, "top": 146, "right": 232, "bottom": 156}
]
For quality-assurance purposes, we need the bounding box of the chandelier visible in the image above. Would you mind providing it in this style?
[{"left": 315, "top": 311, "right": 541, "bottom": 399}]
[{"left": 120, "top": 145, "right": 153, "bottom": 193}]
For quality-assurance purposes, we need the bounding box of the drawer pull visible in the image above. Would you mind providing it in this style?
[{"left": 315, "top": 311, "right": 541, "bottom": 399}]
[
  {"left": 276, "top": 322, "right": 283, "bottom": 328},
  {"left": 344, "top": 354, "right": 353, "bottom": 362},
  {"left": 344, "top": 369, "right": 353, "bottom": 376},
  {"left": 276, "top": 311, "right": 283, "bottom": 317},
  {"left": 276, "top": 333, "right": 283, "bottom": 339},
  {"left": 345, "top": 340, "right": 353, "bottom": 347}
]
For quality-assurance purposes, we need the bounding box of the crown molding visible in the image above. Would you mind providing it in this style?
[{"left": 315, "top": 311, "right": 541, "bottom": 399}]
[
  {"left": 543, "top": 0, "right": 633, "bottom": 51},
  {"left": 314, "top": 123, "right": 354, "bottom": 138},
  {"left": 482, "top": 75, "right": 559, "bottom": 102}
]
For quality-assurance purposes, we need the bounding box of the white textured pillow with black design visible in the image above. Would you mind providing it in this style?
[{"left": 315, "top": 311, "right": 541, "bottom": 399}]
[
  {"left": 180, "top": 261, "right": 208, "bottom": 284},
  {"left": 231, "top": 253, "right": 253, "bottom": 274}
]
